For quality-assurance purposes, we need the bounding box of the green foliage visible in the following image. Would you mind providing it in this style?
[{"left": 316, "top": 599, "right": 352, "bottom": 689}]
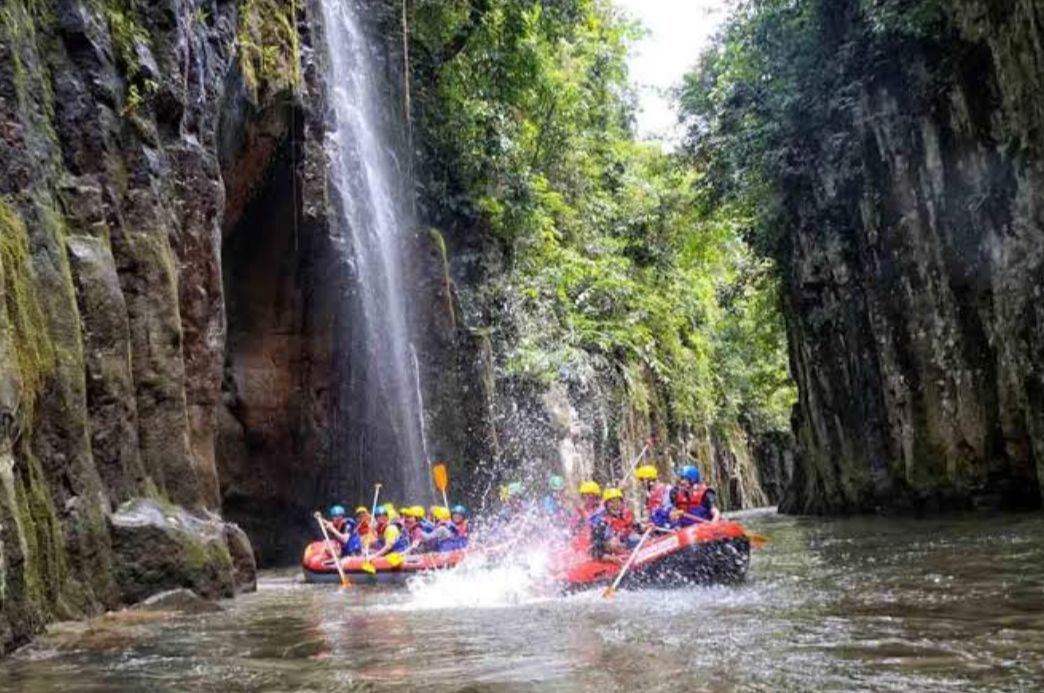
[
  {"left": 237, "top": 0, "right": 301, "bottom": 94},
  {"left": 407, "top": 0, "right": 796, "bottom": 433}
]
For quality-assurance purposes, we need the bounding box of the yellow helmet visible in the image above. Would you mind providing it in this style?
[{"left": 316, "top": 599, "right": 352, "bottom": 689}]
[
  {"left": 354, "top": 506, "right": 369, "bottom": 515},
  {"left": 579, "top": 481, "right": 601, "bottom": 496},
  {"left": 635, "top": 464, "right": 658, "bottom": 481},
  {"left": 603, "top": 488, "right": 624, "bottom": 502},
  {"left": 432, "top": 506, "right": 451, "bottom": 521}
]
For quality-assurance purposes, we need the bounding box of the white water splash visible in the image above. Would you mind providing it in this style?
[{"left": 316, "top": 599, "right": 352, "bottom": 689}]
[{"left": 398, "top": 547, "right": 559, "bottom": 611}]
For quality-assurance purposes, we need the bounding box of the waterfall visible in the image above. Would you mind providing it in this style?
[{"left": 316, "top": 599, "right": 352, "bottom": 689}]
[{"left": 318, "top": 0, "right": 429, "bottom": 501}]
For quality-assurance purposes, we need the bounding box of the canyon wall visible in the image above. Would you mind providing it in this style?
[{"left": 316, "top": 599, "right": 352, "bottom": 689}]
[{"left": 775, "top": 0, "right": 1044, "bottom": 512}]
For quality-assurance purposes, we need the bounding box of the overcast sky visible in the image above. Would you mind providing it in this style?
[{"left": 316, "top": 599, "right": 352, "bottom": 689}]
[{"left": 614, "top": 0, "right": 731, "bottom": 148}]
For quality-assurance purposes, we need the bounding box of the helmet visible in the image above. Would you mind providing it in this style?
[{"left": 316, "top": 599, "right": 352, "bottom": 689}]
[
  {"left": 635, "top": 465, "right": 658, "bottom": 481},
  {"left": 451, "top": 505, "right": 468, "bottom": 517},
  {"left": 678, "top": 465, "right": 701, "bottom": 483},
  {"left": 602, "top": 488, "right": 624, "bottom": 502},
  {"left": 375, "top": 504, "right": 390, "bottom": 517},
  {"left": 328, "top": 505, "right": 346, "bottom": 518},
  {"left": 387, "top": 508, "right": 400, "bottom": 521},
  {"left": 549, "top": 475, "right": 565, "bottom": 491},
  {"left": 579, "top": 481, "right": 601, "bottom": 496},
  {"left": 432, "top": 506, "right": 451, "bottom": 521},
  {"left": 410, "top": 505, "right": 426, "bottom": 518},
  {"left": 354, "top": 506, "right": 369, "bottom": 516}
]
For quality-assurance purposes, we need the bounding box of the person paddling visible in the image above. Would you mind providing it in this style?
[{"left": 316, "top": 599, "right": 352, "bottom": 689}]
[
  {"left": 589, "top": 488, "right": 642, "bottom": 564},
  {"left": 666, "top": 465, "right": 721, "bottom": 525},
  {"left": 542, "top": 475, "right": 572, "bottom": 526},
  {"left": 369, "top": 504, "right": 409, "bottom": 558},
  {"left": 315, "top": 505, "right": 357, "bottom": 556},
  {"left": 448, "top": 505, "right": 469, "bottom": 549},
  {"left": 570, "top": 481, "right": 602, "bottom": 535},
  {"left": 635, "top": 465, "right": 667, "bottom": 517}
]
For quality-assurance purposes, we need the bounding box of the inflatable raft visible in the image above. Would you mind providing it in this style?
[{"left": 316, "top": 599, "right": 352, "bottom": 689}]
[
  {"left": 553, "top": 520, "right": 751, "bottom": 590},
  {"left": 301, "top": 542, "right": 469, "bottom": 584}
]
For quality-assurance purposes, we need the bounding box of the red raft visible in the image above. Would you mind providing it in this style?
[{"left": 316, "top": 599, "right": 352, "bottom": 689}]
[
  {"left": 553, "top": 520, "right": 752, "bottom": 591},
  {"left": 301, "top": 542, "right": 468, "bottom": 585}
]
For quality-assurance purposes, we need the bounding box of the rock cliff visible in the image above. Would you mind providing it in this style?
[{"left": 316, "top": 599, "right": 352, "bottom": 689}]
[
  {"left": 776, "top": 1, "right": 1044, "bottom": 512},
  {"left": 0, "top": 0, "right": 283, "bottom": 653}
]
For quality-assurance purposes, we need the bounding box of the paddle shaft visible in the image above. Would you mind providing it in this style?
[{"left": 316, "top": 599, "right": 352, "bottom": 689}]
[
  {"left": 617, "top": 443, "right": 650, "bottom": 487},
  {"left": 604, "top": 527, "right": 654, "bottom": 596},
  {"left": 315, "top": 514, "right": 350, "bottom": 588},
  {"left": 371, "top": 483, "right": 382, "bottom": 517}
]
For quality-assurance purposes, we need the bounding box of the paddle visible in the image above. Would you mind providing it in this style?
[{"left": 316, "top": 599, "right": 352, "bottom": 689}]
[
  {"left": 314, "top": 512, "right": 350, "bottom": 589},
  {"left": 370, "top": 482, "right": 382, "bottom": 517},
  {"left": 616, "top": 437, "right": 654, "bottom": 487},
  {"left": 676, "top": 511, "right": 769, "bottom": 549},
  {"left": 602, "top": 527, "right": 654, "bottom": 599},
  {"left": 433, "top": 463, "right": 450, "bottom": 510}
]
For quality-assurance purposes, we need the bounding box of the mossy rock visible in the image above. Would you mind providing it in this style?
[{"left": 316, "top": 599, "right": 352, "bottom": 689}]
[{"left": 109, "top": 498, "right": 242, "bottom": 604}]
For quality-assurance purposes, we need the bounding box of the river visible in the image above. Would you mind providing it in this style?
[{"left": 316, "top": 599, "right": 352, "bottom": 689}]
[{"left": 3, "top": 509, "right": 1043, "bottom": 691}]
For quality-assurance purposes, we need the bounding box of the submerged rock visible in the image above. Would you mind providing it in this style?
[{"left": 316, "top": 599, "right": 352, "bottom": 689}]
[{"left": 135, "top": 588, "right": 223, "bottom": 615}]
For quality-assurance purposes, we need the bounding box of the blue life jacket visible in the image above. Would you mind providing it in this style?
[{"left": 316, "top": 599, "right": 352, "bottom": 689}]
[
  {"left": 439, "top": 522, "right": 468, "bottom": 551},
  {"left": 419, "top": 520, "right": 435, "bottom": 533},
  {"left": 373, "top": 521, "right": 410, "bottom": 553},
  {"left": 650, "top": 507, "right": 675, "bottom": 529}
]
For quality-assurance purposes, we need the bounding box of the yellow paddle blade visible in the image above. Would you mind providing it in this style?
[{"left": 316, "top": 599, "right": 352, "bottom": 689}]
[
  {"left": 601, "top": 586, "right": 617, "bottom": 599},
  {"left": 339, "top": 576, "right": 351, "bottom": 589},
  {"left": 386, "top": 552, "right": 404, "bottom": 568},
  {"left": 748, "top": 533, "right": 769, "bottom": 549},
  {"left": 361, "top": 561, "right": 377, "bottom": 575},
  {"left": 433, "top": 464, "right": 448, "bottom": 493}
]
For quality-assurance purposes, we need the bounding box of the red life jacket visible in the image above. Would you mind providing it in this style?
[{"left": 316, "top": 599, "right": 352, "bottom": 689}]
[
  {"left": 356, "top": 520, "right": 371, "bottom": 537},
  {"left": 570, "top": 504, "right": 600, "bottom": 534},
  {"left": 671, "top": 484, "right": 708, "bottom": 515},
  {"left": 645, "top": 483, "right": 667, "bottom": 514},
  {"left": 605, "top": 509, "right": 636, "bottom": 538}
]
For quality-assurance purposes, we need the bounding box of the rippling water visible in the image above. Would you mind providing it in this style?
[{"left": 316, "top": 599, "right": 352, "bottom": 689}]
[{"left": 4, "top": 509, "right": 1044, "bottom": 691}]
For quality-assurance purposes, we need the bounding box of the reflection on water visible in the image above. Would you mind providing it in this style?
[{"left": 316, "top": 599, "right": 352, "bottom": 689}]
[{"left": 4, "top": 509, "right": 1044, "bottom": 691}]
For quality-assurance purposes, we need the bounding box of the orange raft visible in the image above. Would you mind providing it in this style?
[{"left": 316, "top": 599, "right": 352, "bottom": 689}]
[
  {"left": 301, "top": 542, "right": 469, "bottom": 584},
  {"left": 552, "top": 520, "right": 752, "bottom": 590}
]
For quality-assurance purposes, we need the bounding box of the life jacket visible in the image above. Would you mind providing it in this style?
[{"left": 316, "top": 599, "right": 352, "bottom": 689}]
[
  {"left": 439, "top": 520, "right": 468, "bottom": 551},
  {"left": 570, "top": 504, "right": 600, "bottom": 535},
  {"left": 604, "top": 508, "right": 636, "bottom": 538},
  {"left": 670, "top": 484, "right": 708, "bottom": 516},
  {"left": 373, "top": 520, "right": 409, "bottom": 552},
  {"left": 356, "top": 520, "right": 371, "bottom": 537},
  {"left": 645, "top": 483, "right": 667, "bottom": 515}
]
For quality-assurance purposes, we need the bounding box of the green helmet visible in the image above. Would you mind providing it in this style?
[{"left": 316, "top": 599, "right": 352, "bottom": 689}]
[{"left": 549, "top": 475, "right": 565, "bottom": 491}]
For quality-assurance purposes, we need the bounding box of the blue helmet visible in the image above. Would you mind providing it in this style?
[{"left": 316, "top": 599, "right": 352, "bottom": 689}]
[
  {"left": 451, "top": 505, "right": 468, "bottom": 517},
  {"left": 328, "top": 505, "right": 346, "bottom": 518},
  {"left": 678, "top": 466, "right": 701, "bottom": 483}
]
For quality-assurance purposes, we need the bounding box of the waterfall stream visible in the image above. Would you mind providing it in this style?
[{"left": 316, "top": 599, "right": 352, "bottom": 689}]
[{"left": 318, "top": 0, "right": 429, "bottom": 500}]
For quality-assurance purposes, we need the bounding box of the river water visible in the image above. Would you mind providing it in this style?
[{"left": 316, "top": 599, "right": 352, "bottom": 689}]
[{"left": 4, "top": 509, "right": 1043, "bottom": 691}]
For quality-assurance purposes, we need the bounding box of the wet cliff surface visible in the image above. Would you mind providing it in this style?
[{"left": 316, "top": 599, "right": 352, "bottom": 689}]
[
  {"left": 773, "top": 1, "right": 1044, "bottom": 513},
  {"left": 0, "top": 0, "right": 292, "bottom": 652}
]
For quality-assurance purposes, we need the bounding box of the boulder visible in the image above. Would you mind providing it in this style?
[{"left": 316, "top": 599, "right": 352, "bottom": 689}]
[{"left": 109, "top": 498, "right": 236, "bottom": 604}]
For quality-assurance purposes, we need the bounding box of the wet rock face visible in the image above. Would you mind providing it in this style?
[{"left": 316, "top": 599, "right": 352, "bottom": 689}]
[
  {"left": 779, "top": 2, "right": 1044, "bottom": 513},
  {"left": 0, "top": 0, "right": 278, "bottom": 654}
]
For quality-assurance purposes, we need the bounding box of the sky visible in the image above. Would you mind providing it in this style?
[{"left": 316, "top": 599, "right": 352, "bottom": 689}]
[{"left": 613, "top": 0, "right": 731, "bottom": 148}]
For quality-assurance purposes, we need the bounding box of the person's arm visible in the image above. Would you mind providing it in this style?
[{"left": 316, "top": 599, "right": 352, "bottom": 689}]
[
  {"left": 371, "top": 525, "right": 401, "bottom": 557},
  {"left": 703, "top": 489, "right": 721, "bottom": 522}
]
